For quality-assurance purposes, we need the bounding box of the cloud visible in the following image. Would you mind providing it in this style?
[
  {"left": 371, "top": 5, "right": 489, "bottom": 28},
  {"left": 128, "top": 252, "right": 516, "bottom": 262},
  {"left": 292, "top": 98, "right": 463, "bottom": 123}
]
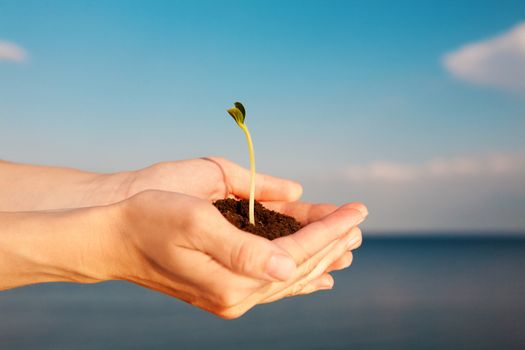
[
  {"left": 0, "top": 40, "right": 27, "bottom": 63},
  {"left": 345, "top": 153, "right": 525, "bottom": 183},
  {"left": 443, "top": 22, "right": 525, "bottom": 91},
  {"left": 332, "top": 153, "right": 525, "bottom": 231}
]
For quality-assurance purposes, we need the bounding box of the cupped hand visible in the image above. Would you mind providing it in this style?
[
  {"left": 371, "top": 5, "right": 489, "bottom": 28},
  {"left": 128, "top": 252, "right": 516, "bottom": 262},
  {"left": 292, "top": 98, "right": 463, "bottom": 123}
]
[
  {"left": 119, "top": 157, "right": 303, "bottom": 203},
  {"left": 108, "top": 190, "right": 366, "bottom": 319}
]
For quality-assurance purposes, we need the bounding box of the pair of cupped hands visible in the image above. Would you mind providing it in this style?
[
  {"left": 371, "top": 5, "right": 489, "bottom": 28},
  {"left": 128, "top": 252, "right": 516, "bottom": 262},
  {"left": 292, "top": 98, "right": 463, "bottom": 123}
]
[{"left": 78, "top": 157, "right": 367, "bottom": 319}]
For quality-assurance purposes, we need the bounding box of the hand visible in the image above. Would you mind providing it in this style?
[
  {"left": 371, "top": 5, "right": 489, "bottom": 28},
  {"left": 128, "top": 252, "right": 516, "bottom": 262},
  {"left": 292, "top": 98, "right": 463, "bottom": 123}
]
[
  {"left": 0, "top": 157, "right": 301, "bottom": 211},
  {"left": 108, "top": 190, "right": 367, "bottom": 319},
  {"left": 119, "top": 157, "right": 304, "bottom": 202},
  {"left": 112, "top": 157, "right": 361, "bottom": 271}
]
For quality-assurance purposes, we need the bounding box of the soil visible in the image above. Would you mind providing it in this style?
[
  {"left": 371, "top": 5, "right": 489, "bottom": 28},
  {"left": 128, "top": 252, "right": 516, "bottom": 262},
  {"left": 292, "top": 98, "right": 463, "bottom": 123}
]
[{"left": 213, "top": 198, "right": 302, "bottom": 240}]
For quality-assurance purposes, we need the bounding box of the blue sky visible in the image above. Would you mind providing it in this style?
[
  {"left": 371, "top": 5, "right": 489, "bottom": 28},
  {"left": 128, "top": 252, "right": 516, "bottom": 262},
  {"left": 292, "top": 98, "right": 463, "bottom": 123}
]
[{"left": 1, "top": 0, "right": 524, "bottom": 231}]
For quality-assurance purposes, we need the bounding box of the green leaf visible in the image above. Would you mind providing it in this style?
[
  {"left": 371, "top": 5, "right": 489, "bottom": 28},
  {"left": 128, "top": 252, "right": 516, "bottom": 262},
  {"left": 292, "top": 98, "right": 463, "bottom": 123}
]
[
  {"left": 234, "top": 102, "right": 246, "bottom": 118},
  {"left": 227, "top": 102, "right": 246, "bottom": 126}
]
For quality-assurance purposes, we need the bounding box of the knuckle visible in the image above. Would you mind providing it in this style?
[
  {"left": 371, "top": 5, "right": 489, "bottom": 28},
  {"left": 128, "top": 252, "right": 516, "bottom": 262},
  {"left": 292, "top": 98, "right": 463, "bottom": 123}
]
[
  {"left": 349, "top": 228, "right": 363, "bottom": 250},
  {"left": 215, "top": 306, "right": 246, "bottom": 320},
  {"left": 290, "top": 280, "right": 309, "bottom": 296},
  {"left": 347, "top": 252, "right": 354, "bottom": 267},
  {"left": 230, "top": 240, "right": 257, "bottom": 275},
  {"left": 288, "top": 235, "right": 314, "bottom": 263},
  {"left": 215, "top": 289, "right": 244, "bottom": 309},
  {"left": 183, "top": 201, "right": 212, "bottom": 228},
  {"left": 338, "top": 252, "right": 354, "bottom": 269},
  {"left": 301, "top": 257, "right": 317, "bottom": 276}
]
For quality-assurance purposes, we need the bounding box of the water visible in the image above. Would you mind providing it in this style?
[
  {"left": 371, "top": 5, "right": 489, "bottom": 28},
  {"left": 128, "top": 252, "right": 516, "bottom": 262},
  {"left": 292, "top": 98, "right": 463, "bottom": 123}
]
[{"left": 1, "top": 236, "right": 525, "bottom": 350}]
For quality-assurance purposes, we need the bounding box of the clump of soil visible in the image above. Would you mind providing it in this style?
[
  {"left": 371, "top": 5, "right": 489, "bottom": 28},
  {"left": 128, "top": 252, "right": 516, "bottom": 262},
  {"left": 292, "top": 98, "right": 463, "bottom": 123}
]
[{"left": 213, "top": 198, "right": 302, "bottom": 240}]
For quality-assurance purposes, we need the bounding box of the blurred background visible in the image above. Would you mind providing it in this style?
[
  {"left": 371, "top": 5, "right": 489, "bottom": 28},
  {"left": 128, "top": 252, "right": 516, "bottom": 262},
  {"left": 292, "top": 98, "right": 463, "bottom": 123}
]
[{"left": 1, "top": 1, "right": 524, "bottom": 349}]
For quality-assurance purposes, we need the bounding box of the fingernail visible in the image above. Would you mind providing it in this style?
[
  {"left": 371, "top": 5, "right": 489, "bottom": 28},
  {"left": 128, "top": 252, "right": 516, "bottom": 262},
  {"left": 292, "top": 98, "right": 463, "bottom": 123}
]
[
  {"left": 350, "top": 203, "right": 368, "bottom": 217},
  {"left": 346, "top": 236, "right": 360, "bottom": 250},
  {"left": 319, "top": 279, "right": 334, "bottom": 290},
  {"left": 350, "top": 212, "right": 367, "bottom": 227},
  {"left": 266, "top": 254, "right": 297, "bottom": 281},
  {"left": 358, "top": 204, "right": 368, "bottom": 218}
]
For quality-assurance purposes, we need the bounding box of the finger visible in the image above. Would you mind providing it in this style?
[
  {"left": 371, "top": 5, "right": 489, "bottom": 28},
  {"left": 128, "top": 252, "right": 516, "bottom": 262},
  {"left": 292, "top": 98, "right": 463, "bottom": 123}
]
[
  {"left": 193, "top": 204, "right": 363, "bottom": 314},
  {"left": 260, "top": 229, "right": 358, "bottom": 304},
  {"left": 273, "top": 204, "right": 365, "bottom": 266},
  {"left": 262, "top": 201, "right": 337, "bottom": 225},
  {"left": 293, "top": 230, "right": 358, "bottom": 288},
  {"left": 348, "top": 229, "right": 363, "bottom": 250},
  {"left": 291, "top": 273, "right": 334, "bottom": 296},
  {"left": 210, "top": 157, "right": 303, "bottom": 201},
  {"left": 198, "top": 210, "right": 298, "bottom": 282},
  {"left": 326, "top": 252, "right": 353, "bottom": 272},
  {"left": 265, "top": 201, "right": 368, "bottom": 226},
  {"left": 262, "top": 273, "right": 334, "bottom": 300},
  {"left": 222, "top": 236, "right": 340, "bottom": 310},
  {"left": 287, "top": 227, "right": 360, "bottom": 281}
]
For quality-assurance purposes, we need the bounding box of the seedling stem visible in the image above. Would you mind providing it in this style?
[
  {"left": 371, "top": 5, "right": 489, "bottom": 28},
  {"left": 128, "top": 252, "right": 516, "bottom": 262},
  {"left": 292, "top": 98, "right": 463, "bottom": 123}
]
[
  {"left": 227, "top": 102, "right": 256, "bottom": 225},
  {"left": 240, "top": 123, "right": 256, "bottom": 225}
]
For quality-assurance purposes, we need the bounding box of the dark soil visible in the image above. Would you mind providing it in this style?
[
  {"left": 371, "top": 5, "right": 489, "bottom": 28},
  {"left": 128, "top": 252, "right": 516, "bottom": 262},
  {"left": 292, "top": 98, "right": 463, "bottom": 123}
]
[{"left": 213, "top": 198, "right": 302, "bottom": 240}]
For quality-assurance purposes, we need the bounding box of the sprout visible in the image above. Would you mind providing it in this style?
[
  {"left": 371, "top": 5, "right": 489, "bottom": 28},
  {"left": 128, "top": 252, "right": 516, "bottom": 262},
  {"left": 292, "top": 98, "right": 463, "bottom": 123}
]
[{"left": 227, "top": 102, "right": 256, "bottom": 225}]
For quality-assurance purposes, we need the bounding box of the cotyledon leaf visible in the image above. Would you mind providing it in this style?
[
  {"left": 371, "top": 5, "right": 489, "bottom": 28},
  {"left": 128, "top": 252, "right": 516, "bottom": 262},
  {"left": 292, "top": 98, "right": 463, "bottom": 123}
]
[
  {"left": 234, "top": 102, "right": 246, "bottom": 118},
  {"left": 227, "top": 102, "right": 246, "bottom": 126}
]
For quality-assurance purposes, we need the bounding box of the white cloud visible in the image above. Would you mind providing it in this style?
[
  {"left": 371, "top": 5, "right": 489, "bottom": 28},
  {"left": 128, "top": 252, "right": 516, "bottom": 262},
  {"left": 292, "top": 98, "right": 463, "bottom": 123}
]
[
  {"left": 345, "top": 153, "right": 525, "bottom": 183},
  {"left": 0, "top": 40, "right": 27, "bottom": 63},
  {"left": 443, "top": 22, "right": 525, "bottom": 91},
  {"left": 333, "top": 153, "right": 525, "bottom": 231}
]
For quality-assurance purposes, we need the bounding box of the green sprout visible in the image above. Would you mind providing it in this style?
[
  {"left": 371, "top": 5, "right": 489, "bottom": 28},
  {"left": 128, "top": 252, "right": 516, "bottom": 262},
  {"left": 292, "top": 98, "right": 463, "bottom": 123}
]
[{"left": 227, "top": 102, "right": 256, "bottom": 225}]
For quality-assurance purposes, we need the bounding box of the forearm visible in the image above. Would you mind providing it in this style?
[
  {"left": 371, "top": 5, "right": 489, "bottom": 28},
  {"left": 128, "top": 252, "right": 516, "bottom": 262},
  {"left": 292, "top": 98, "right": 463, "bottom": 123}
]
[
  {"left": 0, "top": 160, "right": 133, "bottom": 211},
  {"left": 0, "top": 206, "right": 119, "bottom": 290}
]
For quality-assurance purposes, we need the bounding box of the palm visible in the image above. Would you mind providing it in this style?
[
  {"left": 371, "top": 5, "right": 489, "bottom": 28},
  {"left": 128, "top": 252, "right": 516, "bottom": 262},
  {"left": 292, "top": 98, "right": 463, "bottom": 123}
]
[{"left": 122, "top": 190, "right": 365, "bottom": 319}]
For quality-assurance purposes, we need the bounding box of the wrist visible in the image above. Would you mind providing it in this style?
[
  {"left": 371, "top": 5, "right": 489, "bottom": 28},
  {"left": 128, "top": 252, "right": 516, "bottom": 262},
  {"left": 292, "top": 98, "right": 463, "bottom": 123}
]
[
  {"left": 78, "top": 171, "right": 137, "bottom": 207},
  {"left": 0, "top": 162, "right": 135, "bottom": 211},
  {"left": 0, "top": 204, "right": 123, "bottom": 290}
]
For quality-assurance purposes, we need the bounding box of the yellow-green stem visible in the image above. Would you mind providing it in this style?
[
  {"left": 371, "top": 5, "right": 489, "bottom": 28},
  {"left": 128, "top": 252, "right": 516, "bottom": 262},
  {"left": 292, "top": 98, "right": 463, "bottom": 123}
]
[{"left": 240, "top": 123, "right": 256, "bottom": 225}]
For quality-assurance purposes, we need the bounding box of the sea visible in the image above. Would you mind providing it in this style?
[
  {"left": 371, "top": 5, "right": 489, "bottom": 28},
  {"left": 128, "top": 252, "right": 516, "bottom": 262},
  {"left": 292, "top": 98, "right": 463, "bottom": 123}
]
[{"left": 1, "top": 235, "right": 524, "bottom": 350}]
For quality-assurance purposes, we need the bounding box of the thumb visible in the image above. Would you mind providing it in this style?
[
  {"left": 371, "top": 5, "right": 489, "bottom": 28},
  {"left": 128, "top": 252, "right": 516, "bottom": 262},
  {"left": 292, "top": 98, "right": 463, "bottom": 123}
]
[
  {"left": 202, "top": 218, "right": 297, "bottom": 282},
  {"left": 208, "top": 157, "right": 303, "bottom": 201}
]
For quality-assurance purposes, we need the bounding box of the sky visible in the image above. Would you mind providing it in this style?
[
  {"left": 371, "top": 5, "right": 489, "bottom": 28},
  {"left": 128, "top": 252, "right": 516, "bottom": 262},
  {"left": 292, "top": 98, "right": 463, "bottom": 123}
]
[{"left": 1, "top": 0, "right": 524, "bottom": 232}]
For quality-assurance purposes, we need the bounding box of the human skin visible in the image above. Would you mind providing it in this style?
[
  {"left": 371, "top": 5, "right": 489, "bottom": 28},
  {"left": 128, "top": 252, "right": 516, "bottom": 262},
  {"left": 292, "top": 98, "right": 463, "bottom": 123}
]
[
  {"left": 0, "top": 157, "right": 367, "bottom": 318},
  {"left": 0, "top": 157, "right": 306, "bottom": 211},
  {"left": 0, "top": 157, "right": 361, "bottom": 272}
]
